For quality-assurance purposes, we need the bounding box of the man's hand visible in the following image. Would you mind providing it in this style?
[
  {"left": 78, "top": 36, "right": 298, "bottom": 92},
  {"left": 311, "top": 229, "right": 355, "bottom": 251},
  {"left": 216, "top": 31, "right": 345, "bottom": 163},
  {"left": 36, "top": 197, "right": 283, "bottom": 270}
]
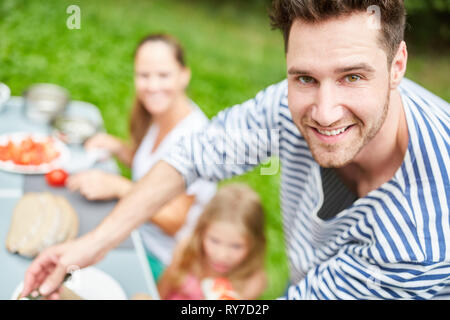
[
  {"left": 66, "top": 170, "right": 132, "bottom": 200},
  {"left": 21, "top": 234, "right": 105, "bottom": 299}
]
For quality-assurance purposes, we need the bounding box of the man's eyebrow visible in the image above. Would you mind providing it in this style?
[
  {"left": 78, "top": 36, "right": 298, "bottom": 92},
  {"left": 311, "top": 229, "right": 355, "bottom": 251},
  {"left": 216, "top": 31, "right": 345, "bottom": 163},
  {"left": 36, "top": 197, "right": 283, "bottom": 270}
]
[
  {"left": 287, "top": 68, "right": 310, "bottom": 75},
  {"left": 287, "top": 63, "right": 376, "bottom": 76},
  {"left": 335, "top": 63, "right": 376, "bottom": 74}
]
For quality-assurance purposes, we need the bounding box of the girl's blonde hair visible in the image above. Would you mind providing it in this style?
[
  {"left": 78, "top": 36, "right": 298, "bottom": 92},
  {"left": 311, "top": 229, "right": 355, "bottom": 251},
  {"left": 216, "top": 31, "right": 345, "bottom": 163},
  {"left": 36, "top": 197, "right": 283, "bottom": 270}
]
[
  {"left": 171, "top": 183, "right": 266, "bottom": 290},
  {"left": 129, "top": 33, "right": 187, "bottom": 153}
]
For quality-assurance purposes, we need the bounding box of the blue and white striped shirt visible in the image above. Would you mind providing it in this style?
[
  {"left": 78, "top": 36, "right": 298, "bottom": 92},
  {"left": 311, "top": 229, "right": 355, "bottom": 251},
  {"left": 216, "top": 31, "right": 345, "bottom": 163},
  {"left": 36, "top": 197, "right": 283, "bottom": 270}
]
[{"left": 163, "top": 78, "right": 450, "bottom": 299}]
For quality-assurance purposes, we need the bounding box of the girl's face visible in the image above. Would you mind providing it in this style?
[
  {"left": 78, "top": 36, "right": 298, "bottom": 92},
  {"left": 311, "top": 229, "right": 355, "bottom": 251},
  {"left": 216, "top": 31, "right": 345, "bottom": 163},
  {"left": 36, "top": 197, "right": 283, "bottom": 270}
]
[
  {"left": 202, "top": 221, "right": 250, "bottom": 275},
  {"left": 134, "top": 41, "right": 190, "bottom": 116}
]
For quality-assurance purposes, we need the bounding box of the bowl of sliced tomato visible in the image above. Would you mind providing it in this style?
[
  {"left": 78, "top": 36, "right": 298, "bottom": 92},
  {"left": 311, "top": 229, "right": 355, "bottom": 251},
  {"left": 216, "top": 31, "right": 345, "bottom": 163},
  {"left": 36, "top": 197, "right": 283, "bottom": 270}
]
[{"left": 0, "top": 132, "right": 70, "bottom": 174}]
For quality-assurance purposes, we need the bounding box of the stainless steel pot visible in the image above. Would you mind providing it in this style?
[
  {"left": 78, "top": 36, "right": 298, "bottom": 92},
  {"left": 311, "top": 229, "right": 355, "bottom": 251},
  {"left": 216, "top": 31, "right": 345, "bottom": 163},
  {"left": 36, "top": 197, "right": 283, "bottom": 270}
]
[{"left": 24, "top": 83, "right": 70, "bottom": 123}]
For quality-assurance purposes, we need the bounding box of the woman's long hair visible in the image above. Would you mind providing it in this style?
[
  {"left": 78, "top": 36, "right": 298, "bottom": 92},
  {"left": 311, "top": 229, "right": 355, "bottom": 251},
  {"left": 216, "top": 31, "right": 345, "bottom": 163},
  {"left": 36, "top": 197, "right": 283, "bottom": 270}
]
[
  {"left": 129, "top": 34, "right": 187, "bottom": 153},
  {"left": 168, "top": 184, "right": 266, "bottom": 293}
]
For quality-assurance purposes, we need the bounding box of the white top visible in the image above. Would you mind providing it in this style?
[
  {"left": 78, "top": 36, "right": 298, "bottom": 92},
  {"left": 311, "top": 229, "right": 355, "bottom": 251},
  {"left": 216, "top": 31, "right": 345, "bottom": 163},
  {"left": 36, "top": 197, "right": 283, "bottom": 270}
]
[{"left": 132, "top": 102, "right": 217, "bottom": 266}]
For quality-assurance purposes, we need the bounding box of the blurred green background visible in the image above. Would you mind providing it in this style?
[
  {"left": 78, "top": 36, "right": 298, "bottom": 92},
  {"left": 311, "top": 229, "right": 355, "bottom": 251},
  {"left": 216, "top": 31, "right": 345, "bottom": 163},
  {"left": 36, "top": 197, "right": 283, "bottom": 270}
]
[{"left": 0, "top": 0, "right": 448, "bottom": 299}]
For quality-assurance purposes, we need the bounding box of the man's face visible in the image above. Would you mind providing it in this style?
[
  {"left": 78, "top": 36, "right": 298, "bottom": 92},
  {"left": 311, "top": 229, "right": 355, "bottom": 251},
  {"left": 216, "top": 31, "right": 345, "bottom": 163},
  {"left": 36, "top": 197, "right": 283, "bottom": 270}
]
[{"left": 286, "top": 13, "right": 391, "bottom": 168}]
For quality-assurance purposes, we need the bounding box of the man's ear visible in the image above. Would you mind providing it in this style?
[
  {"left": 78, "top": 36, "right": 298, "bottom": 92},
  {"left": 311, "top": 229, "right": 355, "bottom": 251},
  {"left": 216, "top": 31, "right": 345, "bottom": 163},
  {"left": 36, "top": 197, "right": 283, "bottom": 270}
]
[{"left": 390, "top": 41, "right": 408, "bottom": 90}]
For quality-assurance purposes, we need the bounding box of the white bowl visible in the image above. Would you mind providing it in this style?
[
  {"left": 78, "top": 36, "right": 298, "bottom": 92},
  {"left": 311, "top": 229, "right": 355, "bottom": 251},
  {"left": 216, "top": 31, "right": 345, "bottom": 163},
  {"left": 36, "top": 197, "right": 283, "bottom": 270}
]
[{"left": 11, "top": 267, "right": 127, "bottom": 300}]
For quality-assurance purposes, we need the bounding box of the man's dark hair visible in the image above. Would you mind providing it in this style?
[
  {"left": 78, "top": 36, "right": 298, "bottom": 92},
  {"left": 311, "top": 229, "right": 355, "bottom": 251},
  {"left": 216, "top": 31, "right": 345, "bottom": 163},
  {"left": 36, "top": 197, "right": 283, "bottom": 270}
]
[{"left": 269, "top": 0, "right": 406, "bottom": 64}]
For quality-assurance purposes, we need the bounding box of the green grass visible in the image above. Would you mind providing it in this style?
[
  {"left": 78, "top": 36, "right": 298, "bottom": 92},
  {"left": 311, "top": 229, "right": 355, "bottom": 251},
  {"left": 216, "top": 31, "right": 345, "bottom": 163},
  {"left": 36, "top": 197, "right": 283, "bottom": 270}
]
[
  {"left": 0, "top": 0, "right": 448, "bottom": 299},
  {"left": 404, "top": 51, "right": 450, "bottom": 101}
]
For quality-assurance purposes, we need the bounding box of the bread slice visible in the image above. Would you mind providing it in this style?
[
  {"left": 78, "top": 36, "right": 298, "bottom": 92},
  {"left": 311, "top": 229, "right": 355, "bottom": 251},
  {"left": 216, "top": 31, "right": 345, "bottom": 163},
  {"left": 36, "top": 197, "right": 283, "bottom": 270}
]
[
  {"left": 6, "top": 192, "right": 79, "bottom": 258},
  {"left": 6, "top": 193, "right": 39, "bottom": 254},
  {"left": 55, "top": 195, "right": 79, "bottom": 242}
]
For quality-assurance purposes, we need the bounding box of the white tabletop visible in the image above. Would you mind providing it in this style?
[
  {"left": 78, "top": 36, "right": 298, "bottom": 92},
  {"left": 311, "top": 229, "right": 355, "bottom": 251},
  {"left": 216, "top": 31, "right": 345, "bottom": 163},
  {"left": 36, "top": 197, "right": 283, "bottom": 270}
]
[{"left": 0, "top": 97, "right": 157, "bottom": 299}]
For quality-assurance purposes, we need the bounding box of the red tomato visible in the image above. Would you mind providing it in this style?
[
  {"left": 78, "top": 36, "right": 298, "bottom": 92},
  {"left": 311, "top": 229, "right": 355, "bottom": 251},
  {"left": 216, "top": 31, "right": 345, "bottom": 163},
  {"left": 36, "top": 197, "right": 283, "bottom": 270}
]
[{"left": 45, "top": 169, "right": 69, "bottom": 187}]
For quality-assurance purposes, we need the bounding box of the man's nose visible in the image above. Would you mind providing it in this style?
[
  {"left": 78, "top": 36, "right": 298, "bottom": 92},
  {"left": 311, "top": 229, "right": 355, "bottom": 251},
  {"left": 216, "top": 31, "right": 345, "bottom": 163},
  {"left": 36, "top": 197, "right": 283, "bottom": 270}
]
[{"left": 310, "top": 82, "right": 344, "bottom": 127}]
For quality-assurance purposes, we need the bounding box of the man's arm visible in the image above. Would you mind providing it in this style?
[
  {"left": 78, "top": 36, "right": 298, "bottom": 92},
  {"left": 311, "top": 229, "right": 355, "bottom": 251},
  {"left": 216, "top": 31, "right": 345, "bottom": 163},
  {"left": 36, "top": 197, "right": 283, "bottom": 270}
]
[
  {"left": 91, "top": 160, "right": 186, "bottom": 251},
  {"left": 22, "top": 160, "right": 185, "bottom": 297}
]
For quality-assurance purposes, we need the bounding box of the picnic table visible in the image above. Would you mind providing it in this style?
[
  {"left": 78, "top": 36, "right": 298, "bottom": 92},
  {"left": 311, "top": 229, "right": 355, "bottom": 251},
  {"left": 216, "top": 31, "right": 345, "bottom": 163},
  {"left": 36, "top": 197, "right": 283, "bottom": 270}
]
[{"left": 0, "top": 96, "right": 158, "bottom": 299}]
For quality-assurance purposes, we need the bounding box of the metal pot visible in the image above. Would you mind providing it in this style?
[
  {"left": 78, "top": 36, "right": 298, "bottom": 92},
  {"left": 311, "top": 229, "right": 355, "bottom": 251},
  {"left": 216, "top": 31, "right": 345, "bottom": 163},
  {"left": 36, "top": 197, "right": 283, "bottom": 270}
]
[{"left": 24, "top": 83, "right": 70, "bottom": 124}]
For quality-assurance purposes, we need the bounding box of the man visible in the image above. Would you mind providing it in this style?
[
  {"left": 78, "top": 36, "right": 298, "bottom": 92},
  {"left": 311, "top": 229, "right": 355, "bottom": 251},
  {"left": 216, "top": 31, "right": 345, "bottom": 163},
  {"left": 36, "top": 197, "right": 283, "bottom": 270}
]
[{"left": 23, "top": 0, "right": 449, "bottom": 299}]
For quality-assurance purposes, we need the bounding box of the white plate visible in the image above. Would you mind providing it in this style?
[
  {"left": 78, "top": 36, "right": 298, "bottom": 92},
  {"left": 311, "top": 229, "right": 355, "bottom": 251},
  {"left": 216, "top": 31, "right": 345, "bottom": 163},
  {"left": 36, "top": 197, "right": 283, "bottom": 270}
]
[
  {"left": 0, "top": 132, "right": 70, "bottom": 174},
  {"left": 11, "top": 266, "right": 127, "bottom": 300}
]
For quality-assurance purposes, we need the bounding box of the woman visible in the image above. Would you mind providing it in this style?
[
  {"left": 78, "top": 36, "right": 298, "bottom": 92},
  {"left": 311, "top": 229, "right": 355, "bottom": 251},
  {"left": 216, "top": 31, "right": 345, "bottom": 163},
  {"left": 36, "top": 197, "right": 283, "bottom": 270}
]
[{"left": 66, "top": 34, "right": 217, "bottom": 280}]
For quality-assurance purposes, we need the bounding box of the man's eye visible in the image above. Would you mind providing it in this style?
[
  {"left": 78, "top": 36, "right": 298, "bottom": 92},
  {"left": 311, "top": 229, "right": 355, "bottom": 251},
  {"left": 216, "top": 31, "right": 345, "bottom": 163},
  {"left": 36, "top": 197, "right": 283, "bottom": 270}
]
[
  {"left": 298, "top": 76, "right": 315, "bottom": 84},
  {"left": 345, "top": 75, "right": 361, "bottom": 83}
]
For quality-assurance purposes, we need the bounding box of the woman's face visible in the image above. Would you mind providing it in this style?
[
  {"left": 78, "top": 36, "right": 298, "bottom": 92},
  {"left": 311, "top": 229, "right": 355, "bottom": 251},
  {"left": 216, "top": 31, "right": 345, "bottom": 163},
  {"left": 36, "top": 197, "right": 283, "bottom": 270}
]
[
  {"left": 134, "top": 41, "right": 190, "bottom": 116},
  {"left": 202, "top": 221, "right": 250, "bottom": 275}
]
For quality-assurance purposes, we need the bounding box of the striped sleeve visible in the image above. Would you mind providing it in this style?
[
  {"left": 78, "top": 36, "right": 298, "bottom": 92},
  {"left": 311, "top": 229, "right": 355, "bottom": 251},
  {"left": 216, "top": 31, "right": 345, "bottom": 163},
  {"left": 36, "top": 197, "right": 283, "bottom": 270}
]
[
  {"left": 286, "top": 250, "right": 450, "bottom": 300},
  {"left": 163, "top": 80, "right": 286, "bottom": 187}
]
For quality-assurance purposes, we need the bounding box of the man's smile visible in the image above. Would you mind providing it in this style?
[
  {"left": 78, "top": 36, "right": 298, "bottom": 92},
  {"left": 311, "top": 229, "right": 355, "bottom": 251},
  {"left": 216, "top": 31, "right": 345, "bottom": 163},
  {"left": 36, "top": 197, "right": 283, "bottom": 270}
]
[{"left": 308, "top": 124, "right": 356, "bottom": 144}]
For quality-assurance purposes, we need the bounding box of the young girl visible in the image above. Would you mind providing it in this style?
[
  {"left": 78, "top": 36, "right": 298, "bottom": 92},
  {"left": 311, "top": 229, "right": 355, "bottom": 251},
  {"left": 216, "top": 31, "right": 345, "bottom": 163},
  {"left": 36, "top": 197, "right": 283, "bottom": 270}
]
[{"left": 158, "top": 184, "right": 267, "bottom": 300}]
